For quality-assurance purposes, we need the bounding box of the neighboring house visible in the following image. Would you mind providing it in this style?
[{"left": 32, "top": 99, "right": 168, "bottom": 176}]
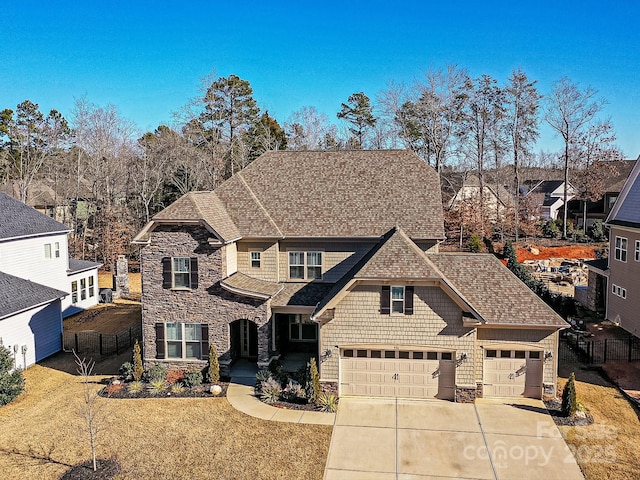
[
  {"left": 0, "top": 192, "right": 102, "bottom": 368},
  {"left": 522, "top": 180, "right": 576, "bottom": 221},
  {"left": 134, "top": 150, "right": 567, "bottom": 401},
  {"left": 565, "top": 160, "right": 637, "bottom": 229},
  {"left": 447, "top": 174, "right": 514, "bottom": 223},
  {"left": 603, "top": 159, "right": 640, "bottom": 337}
]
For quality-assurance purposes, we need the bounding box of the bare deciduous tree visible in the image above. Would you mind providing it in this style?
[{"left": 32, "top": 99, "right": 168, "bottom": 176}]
[{"left": 73, "top": 351, "right": 102, "bottom": 472}]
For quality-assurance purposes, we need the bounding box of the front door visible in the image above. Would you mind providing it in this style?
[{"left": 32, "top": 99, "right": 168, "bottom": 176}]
[
  {"left": 235, "top": 319, "right": 258, "bottom": 360},
  {"left": 240, "top": 319, "right": 250, "bottom": 357}
]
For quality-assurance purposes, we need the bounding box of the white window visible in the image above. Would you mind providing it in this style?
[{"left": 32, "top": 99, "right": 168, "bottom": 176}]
[
  {"left": 71, "top": 281, "right": 78, "bottom": 303},
  {"left": 288, "top": 251, "right": 322, "bottom": 280},
  {"left": 635, "top": 240, "right": 640, "bottom": 262},
  {"left": 80, "top": 278, "right": 87, "bottom": 300},
  {"left": 88, "top": 276, "right": 95, "bottom": 297},
  {"left": 250, "top": 251, "right": 261, "bottom": 268},
  {"left": 173, "top": 257, "right": 191, "bottom": 288},
  {"left": 54, "top": 242, "right": 60, "bottom": 258},
  {"left": 44, "top": 244, "right": 52, "bottom": 259},
  {"left": 612, "top": 284, "right": 627, "bottom": 299},
  {"left": 391, "top": 286, "right": 405, "bottom": 314},
  {"left": 166, "top": 322, "right": 204, "bottom": 359},
  {"left": 615, "top": 236, "right": 627, "bottom": 262},
  {"left": 289, "top": 315, "right": 317, "bottom": 342}
]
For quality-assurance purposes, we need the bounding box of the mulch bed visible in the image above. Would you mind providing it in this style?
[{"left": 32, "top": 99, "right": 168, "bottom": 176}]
[
  {"left": 544, "top": 398, "right": 594, "bottom": 426},
  {"left": 60, "top": 458, "right": 121, "bottom": 480},
  {"left": 267, "top": 399, "right": 324, "bottom": 411},
  {"left": 100, "top": 380, "right": 229, "bottom": 399}
]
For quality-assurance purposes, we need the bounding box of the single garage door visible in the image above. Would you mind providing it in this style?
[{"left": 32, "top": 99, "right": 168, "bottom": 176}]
[
  {"left": 340, "top": 348, "right": 455, "bottom": 400},
  {"left": 483, "top": 349, "right": 543, "bottom": 398}
]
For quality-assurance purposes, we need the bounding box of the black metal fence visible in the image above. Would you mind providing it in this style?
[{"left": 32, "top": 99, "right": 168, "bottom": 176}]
[
  {"left": 62, "top": 324, "right": 142, "bottom": 356},
  {"left": 560, "top": 332, "right": 640, "bottom": 365}
]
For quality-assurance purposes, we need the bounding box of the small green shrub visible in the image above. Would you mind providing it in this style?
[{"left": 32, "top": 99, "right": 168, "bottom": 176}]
[
  {"left": 282, "top": 380, "right": 306, "bottom": 402},
  {"left": 206, "top": 344, "right": 220, "bottom": 384},
  {"left": 308, "top": 358, "right": 321, "bottom": 404},
  {"left": 562, "top": 372, "right": 578, "bottom": 417},
  {"left": 132, "top": 340, "right": 144, "bottom": 381},
  {"left": 260, "top": 377, "right": 282, "bottom": 404},
  {"left": 255, "top": 369, "right": 271, "bottom": 392},
  {"left": 588, "top": 220, "right": 607, "bottom": 242},
  {"left": 171, "top": 383, "right": 185, "bottom": 394},
  {"left": 317, "top": 393, "right": 338, "bottom": 413},
  {"left": 144, "top": 363, "right": 167, "bottom": 383},
  {"left": 119, "top": 362, "right": 133, "bottom": 381},
  {"left": 542, "top": 220, "right": 561, "bottom": 238},
  {"left": 147, "top": 379, "right": 166, "bottom": 395},
  {"left": 0, "top": 345, "right": 24, "bottom": 406},
  {"left": 466, "top": 233, "right": 483, "bottom": 253},
  {"left": 183, "top": 369, "right": 203, "bottom": 388},
  {"left": 128, "top": 381, "right": 143, "bottom": 394}
]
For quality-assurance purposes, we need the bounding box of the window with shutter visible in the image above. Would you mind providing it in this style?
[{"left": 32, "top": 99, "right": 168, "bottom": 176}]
[
  {"left": 405, "top": 286, "right": 414, "bottom": 315},
  {"left": 155, "top": 323, "right": 166, "bottom": 359}
]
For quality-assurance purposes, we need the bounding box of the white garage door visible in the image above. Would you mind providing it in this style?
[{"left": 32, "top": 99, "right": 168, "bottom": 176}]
[
  {"left": 340, "top": 348, "right": 455, "bottom": 400},
  {"left": 483, "top": 349, "right": 543, "bottom": 398}
]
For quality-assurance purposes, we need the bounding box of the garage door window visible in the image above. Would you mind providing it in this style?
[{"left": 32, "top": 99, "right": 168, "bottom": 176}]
[
  {"left": 385, "top": 350, "right": 395, "bottom": 358},
  {"left": 486, "top": 350, "right": 497, "bottom": 358},
  {"left": 487, "top": 349, "right": 542, "bottom": 359},
  {"left": 343, "top": 349, "right": 354, "bottom": 357},
  {"left": 344, "top": 349, "right": 453, "bottom": 360}
]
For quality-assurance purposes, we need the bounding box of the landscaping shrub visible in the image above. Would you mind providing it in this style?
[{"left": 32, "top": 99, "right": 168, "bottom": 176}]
[
  {"left": 317, "top": 393, "right": 338, "bottom": 413},
  {"left": 127, "top": 381, "right": 143, "bottom": 394},
  {"left": 118, "top": 362, "right": 133, "bottom": 382},
  {"left": 0, "top": 345, "right": 24, "bottom": 406},
  {"left": 562, "top": 372, "right": 578, "bottom": 417},
  {"left": 170, "top": 383, "right": 185, "bottom": 394},
  {"left": 260, "top": 377, "right": 282, "bottom": 404},
  {"left": 588, "top": 220, "right": 607, "bottom": 242},
  {"left": 466, "top": 233, "right": 483, "bottom": 253},
  {"left": 144, "top": 363, "right": 167, "bottom": 383},
  {"left": 541, "top": 219, "right": 561, "bottom": 238},
  {"left": 147, "top": 380, "right": 166, "bottom": 395},
  {"left": 132, "top": 340, "right": 144, "bottom": 381},
  {"left": 255, "top": 369, "right": 271, "bottom": 392},
  {"left": 206, "top": 344, "right": 220, "bottom": 384},
  {"left": 282, "top": 380, "right": 306, "bottom": 402},
  {"left": 308, "top": 358, "right": 321, "bottom": 404},
  {"left": 166, "top": 369, "right": 185, "bottom": 385},
  {"left": 183, "top": 369, "right": 203, "bottom": 388}
]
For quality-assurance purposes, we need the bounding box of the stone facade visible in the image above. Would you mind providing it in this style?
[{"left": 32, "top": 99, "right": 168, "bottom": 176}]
[
  {"left": 141, "top": 225, "right": 272, "bottom": 376},
  {"left": 455, "top": 386, "right": 477, "bottom": 403}
]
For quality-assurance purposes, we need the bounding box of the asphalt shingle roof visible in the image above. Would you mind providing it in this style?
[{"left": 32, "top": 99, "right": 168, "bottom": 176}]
[
  {"left": 0, "top": 192, "right": 70, "bottom": 241},
  {"left": 607, "top": 159, "right": 640, "bottom": 228},
  {"left": 0, "top": 271, "right": 67, "bottom": 319},
  {"left": 220, "top": 272, "right": 283, "bottom": 298},
  {"left": 148, "top": 150, "right": 445, "bottom": 240},
  {"left": 68, "top": 259, "right": 102, "bottom": 275}
]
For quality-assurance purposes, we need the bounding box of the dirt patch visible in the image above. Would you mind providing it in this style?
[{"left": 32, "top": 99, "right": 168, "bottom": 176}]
[
  {"left": 586, "top": 321, "right": 632, "bottom": 341},
  {"left": 516, "top": 245, "right": 600, "bottom": 262},
  {"left": 98, "top": 271, "right": 141, "bottom": 295},
  {"left": 601, "top": 362, "right": 640, "bottom": 403},
  {"left": 63, "top": 303, "right": 141, "bottom": 335},
  {"left": 60, "top": 458, "right": 121, "bottom": 480}
]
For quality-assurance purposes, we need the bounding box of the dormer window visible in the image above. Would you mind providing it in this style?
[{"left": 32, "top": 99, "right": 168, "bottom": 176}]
[
  {"left": 250, "top": 251, "right": 261, "bottom": 268},
  {"left": 288, "top": 251, "right": 322, "bottom": 280}
]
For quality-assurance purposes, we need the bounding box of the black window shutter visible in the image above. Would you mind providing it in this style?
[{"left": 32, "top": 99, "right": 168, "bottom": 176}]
[
  {"left": 162, "top": 257, "right": 172, "bottom": 289},
  {"left": 190, "top": 257, "right": 199, "bottom": 289},
  {"left": 201, "top": 324, "right": 209, "bottom": 360},
  {"left": 405, "top": 286, "right": 414, "bottom": 315},
  {"left": 155, "top": 323, "right": 166, "bottom": 359},
  {"left": 381, "top": 285, "right": 390, "bottom": 315}
]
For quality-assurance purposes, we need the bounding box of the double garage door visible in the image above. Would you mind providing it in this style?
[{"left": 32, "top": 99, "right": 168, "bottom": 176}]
[
  {"left": 483, "top": 349, "right": 543, "bottom": 398},
  {"left": 340, "top": 348, "right": 455, "bottom": 400}
]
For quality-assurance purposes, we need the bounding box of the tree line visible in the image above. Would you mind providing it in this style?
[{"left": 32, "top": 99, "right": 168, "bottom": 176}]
[{"left": 0, "top": 67, "right": 622, "bottom": 268}]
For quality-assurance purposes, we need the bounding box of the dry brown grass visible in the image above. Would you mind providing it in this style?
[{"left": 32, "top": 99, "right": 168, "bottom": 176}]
[
  {"left": 0, "top": 365, "right": 331, "bottom": 479},
  {"left": 98, "top": 271, "right": 141, "bottom": 295},
  {"left": 557, "top": 369, "right": 640, "bottom": 480}
]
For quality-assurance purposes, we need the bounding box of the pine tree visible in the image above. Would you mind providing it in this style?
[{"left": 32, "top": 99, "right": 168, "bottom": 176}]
[
  {"left": 337, "top": 92, "right": 376, "bottom": 148},
  {"left": 308, "top": 357, "right": 322, "bottom": 405},
  {"left": 132, "top": 340, "right": 144, "bottom": 382},
  {"left": 0, "top": 345, "right": 24, "bottom": 406},
  {"left": 561, "top": 372, "right": 578, "bottom": 417}
]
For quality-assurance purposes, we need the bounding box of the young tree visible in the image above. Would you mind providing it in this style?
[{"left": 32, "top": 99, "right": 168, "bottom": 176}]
[
  {"left": 505, "top": 69, "right": 541, "bottom": 241},
  {"left": 132, "top": 340, "right": 143, "bottom": 382},
  {"left": 0, "top": 345, "right": 25, "bottom": 406},
  {"left": 544, "top": 77, "right": 605, "bottom": 238},
  {"left": 207, "top": 344, "right": 220, "bottom": 384},
  {"left": 337, "top": 92, "right": 376, "bottom": 148},
  {"left": 561, "top": 372, "right": 578, "bottom": 417},
  {"left": 73, "top": 351, "right": 102, "bottom": 472},
  {"left": 285, "top": 106, "right": 335, "bottom": 151}
]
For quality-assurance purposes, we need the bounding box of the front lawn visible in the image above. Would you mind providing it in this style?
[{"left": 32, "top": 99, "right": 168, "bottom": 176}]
[
  {"left": 0, "top": 364, "right": 331, "bottom": 479},
  {"left": 557, "top": 367, "right": 640, "bottom": 480}
]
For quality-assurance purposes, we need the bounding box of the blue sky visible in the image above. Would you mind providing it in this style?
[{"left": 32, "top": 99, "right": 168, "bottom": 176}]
[{"left": 2, "top": 1, "right": 639, "bottom": 157}]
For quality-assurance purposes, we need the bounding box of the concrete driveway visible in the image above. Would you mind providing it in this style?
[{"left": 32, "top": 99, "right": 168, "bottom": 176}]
[{"left": 324, "top": 397, "right": 584, "bottom": 480}]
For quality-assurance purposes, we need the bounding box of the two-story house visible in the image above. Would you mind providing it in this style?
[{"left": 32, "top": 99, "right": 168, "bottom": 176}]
[
  {"left": 522, "top": 180, "right": 576, "bottom": 221},
  {"left": 604, "top": 159, "right": 640, "bottom": 337},
  {"left": 0, "top": 192, "right": 102, "bottom": 368},
  {"left": 134, "top": 150, "right": 567, "bottom": 402}
]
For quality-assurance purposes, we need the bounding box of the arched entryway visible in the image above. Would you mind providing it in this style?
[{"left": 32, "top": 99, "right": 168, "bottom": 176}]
[{"left": 230, "top": 319, "right": 258, "bottom": 361}]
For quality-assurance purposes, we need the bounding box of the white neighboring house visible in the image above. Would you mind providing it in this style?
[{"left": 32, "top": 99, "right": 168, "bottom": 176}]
[
  {"left": 0, "top": 192, "right": 102, "bottom": 368},
  {"left": 522, "top": 180, "right": 576, "bottom": 221}
]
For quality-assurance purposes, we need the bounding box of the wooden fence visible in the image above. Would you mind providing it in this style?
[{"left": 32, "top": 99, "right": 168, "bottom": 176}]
[{"left": 62, "top": 324, "right": 142, "bottom": 356}]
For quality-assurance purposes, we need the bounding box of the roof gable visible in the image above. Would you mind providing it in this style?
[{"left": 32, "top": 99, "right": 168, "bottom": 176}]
[
  {"left": 0, "top": 271, "right": 67, "bottom": 319},
  {"left": 0, "top": 192, "right": 70, "bottom": 241},
  {"left": 606, "top": 158, "right": 640, "bottom": 227}
]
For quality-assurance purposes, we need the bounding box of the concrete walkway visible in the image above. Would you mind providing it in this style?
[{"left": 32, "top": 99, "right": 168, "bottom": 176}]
[
  {"left": 324, "top": 396, "right": 585, "bottom": 480},
  {"left": 226, "top": 360, "right": 336, "bottom": 426}
]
